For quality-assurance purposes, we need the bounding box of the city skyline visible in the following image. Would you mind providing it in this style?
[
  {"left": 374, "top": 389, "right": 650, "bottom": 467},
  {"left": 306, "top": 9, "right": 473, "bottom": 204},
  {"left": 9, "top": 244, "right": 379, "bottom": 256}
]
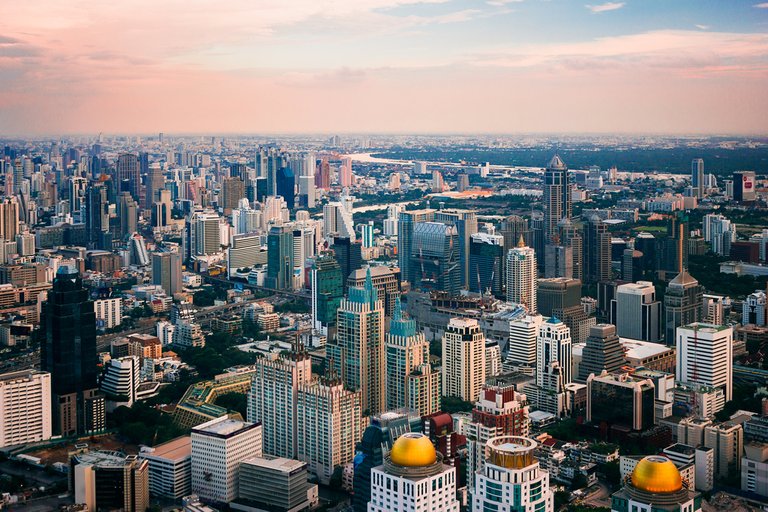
[{"left": 1, "top": 1, "right": 767, "bottom": 135}]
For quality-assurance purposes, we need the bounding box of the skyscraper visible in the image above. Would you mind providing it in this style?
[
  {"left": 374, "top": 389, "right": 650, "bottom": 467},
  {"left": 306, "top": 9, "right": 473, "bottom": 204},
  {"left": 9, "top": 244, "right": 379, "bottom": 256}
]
[
  {"left": 733, "top": 171, "right": 756, "bottom": 203},
  {"left": 276, "top": 165, "right": 295, "bottom": 208},
  {"left": 530, "top": 317, "right": 572, "bottom": 416},
  {"left": 409, "top": 222, "right": 461, "bottom": 296},
  {"left": 385, "top": 298, "right": 432, "bottom": 411},
  {"left": 434, "top": 209, "right": 479, "bottom": 289},
  {"left": 612, "top": 281, "right": 662, "bottom": 343},
  {"left": 118, "top": 191, "right": 138, "bottom": 239},
  {"left": 0, "top": 370, "right": 52, "bottom": 449},
  {"left": 676, "top": 323, "right": 733, "bottom": 401},
  {"left": 339, "top": 156, "right": 353, "bottom": 188},
  {"left": 664, "top": 269, "right": 703, "bottom": 343},
  {"left": 536, "top": 277, "right": 581, "bottom": 317},
  {"left": 441, "top": 318, "right": 486, "bottom": 402},
  {"left": 692, "top": 158, "right": 705, "bottom": 198},
  {"left": 145, "top": 162, "right": 165, "bottom": 209},
  {"left": 0, "top": 197, "right": 19, "bottom": 242},
  {"left": 41, "top": 267, "right": 105, "bottom": 436},
  {"left": 311, "top": 253, "right": 344, "bottom": 330},
  {"left": 578, "top": 324, "right": 626, "bottom": 381},
  {"left": 86, "top": 184, "right": 110, "bottom": 249},
  {"left": 543, "top": 154, "right": 570, "bottom": 244},
  {"left": 188, "top": 210, "right": 221, "bottom": 257},
  {"left": 583, "top": 215, "right": 611, "bottom": 284},
  {"left": 397, "top": 209, "right": 435, "bottom": 285},
  {"left": 327, "top": 269, "right": 385, "bottom": 415},
  {"left": 116, "top": 153, "right": 140, "bottom": 202},
  {"left": 152, "top": 251, "right": 183, "bottom": 296},
  {"left": 469, "top": 232, "right": 504, "bottom": 297},
  {"left": 506, "top": 237, "right": 537, "bottom": 313},
  {"left": 220, "top": 177, "right": 245, "bottom": 213},
  {"left": 266, "top": 225, "right": 294, "bottom": 290}
]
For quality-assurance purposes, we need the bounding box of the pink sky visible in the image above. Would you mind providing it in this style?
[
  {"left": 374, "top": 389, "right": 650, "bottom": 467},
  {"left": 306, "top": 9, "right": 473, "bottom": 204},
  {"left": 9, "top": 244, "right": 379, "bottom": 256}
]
[{"left": 1, "top": 1, "right": 767, "bottom": 135}]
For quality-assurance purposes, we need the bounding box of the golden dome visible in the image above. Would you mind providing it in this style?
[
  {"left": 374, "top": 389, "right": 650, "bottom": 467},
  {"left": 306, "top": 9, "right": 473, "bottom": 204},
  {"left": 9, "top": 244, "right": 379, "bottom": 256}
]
[
  {"left": 630, "top": 456, "right": 683, "bottom": 493},
  {"left": 389, "top": 433, "right": 437, "bottom": 467}
]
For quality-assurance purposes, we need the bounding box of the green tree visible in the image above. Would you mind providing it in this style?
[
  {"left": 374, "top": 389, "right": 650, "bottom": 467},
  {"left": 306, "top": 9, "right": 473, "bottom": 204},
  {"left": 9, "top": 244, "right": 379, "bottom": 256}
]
[
  {"left": 440, "top": 396, "right": 474, "bottom": 414},
  {"left": 216, "top": 392, "right": 248, "bottom": 418}
]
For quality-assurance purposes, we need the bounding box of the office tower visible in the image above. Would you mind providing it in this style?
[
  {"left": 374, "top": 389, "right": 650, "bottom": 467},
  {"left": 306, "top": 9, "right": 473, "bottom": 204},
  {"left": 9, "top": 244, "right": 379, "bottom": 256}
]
[
  {"left": 610, "top": 456, "right": 702, "bottom": 512},
  {"left": 506, "top": 238, "right": 537, "bottom": 313},
  {"left": 219, "top": 176, "right": 245, "bottom": 213},
  {"left": 139, "top": 436, "right": 192, "bottom": 500},
  {"left": 537, "top": 317, "right": 572, "bottom": 387},
  {"left": 41, "top": 267, "right": 105, "bottom": 436},
  {"left": 733, "top": 171, "right": 756, "bottom": 203},
  {"left": 297, "top": 368, "right": 363, "bottom": 485},
  {"left": 315, "top": 158, "right": 331, "bottom": 189},
  {"left": 692, "top": 158, "right": 705, "bottom": 198},
  {"left": 68, "top": 176, "right": 88, "bottom": 215},
  {"left": 247, "top": 348, "right": 312, "bottom": 458},
  {"left": 118, "top": 191, "right": 138, "bottom": 239},
  {"left": 152, "top": 189, "right": 173, "bottom": 229},
  {"left": 442, "top": 318, "right": 486, "bottom": 402},
  {"left": 406, "top": 361, "right": 441, "bottom": 417},
  {"left": 660, "top": 213, "right": 690, "bottom": 276},
  {"left": 664, "top": 270, "right": 703, "bottom": 342},
  {"left": 536, "top": 277, "right": 580, "bottom": 317},
  {"left": 265, "top": 225, "right": 293, "bottom": 290},
  {"left": 704, "top": 422, "right": 744, "bottom": 479},
  {"left": 622, "top": 248, "right": 644, "bottom": 282},
  {"left": 558, "top": 218, "right": 583, "bottom": 281},
  {"left": 99, "top": 355, "right": 140, "bottom": 409},
  {"left": 397, "top": 209, "right": 435, "bottom": 285},
  {"left": 0, "top": 197, "right": 20, "bottom": 242},
  {"left": 552, "top": 304, "right": 595, "bottom": 345},
  {"left": 434, "top": 209, "right": 478, "bottom": 289},
  {"left": 265, "top": 150, "right": 284, "bottom": 197},
  {"left": 543, "top": 154, "right": 570, "bottom": 243},
  {"left": 352, "top": 410, "right": 422, "bottom": 512},
  {"left": 472, "top": 437, "right": 554, "bottom": 512},
  {"left": 71, "top": 450, "right": 149, "bottom": 512},
  {"left": 327, "top": 269, "right": 385, "bottom": 415},
  {"left": 188, "top": 211, "right": 221, "bottom": 257},
  {"left": 116, "top": 153, "right": 140, "bottom": 201},
  {"left": 431, "top": 169, "right": 445, "bottom": 192},
  {"left": 499, "top": 215, "right": 531, "bottom": 256},
  {"left": 311, "top": 253, "right": 344, "bottom": 329},
  {"left": 578, "top": 324, "right": 626, "bottom": 380},
  {"left": 236, "top": 457, "right": 317, "bottom": 511},
  {"left": 458, "top": 379, "right": 530, "bottom": 491},
  {"left": 469, "top": 232, "right": 504, "bottom": 296},
  {"left": 339, "top": 156, "right": 353, "bottom": 187},
  {"left": 0, "top": 370, "right": 52, "bottom": 449},
  {"left": 232, "top": 198, "right": 259, "bottom": 234},
  {"left": 152, "top": 251, "right": 182, "bottom": 296},
  {"left": 323, "top": 201, "right": 355, "bottom": 240},
  {"left": 94, "top": 297, "right": 122, "bottom": 330},
  {"left": 360, "top": 221, "right": 374, "bottom": 248},
  {"left": 612, "top": 281, "right": 662, "bottom": 343},
  {"left": 15, "top": 232, "right": 34, "bottom": 256},
  {"left": 676, "top": 323, "right": 733, "bottom": 401},
  {"left": 190, "top": 416, "right": 263, "bottom": 504},
  {"left": 544, "top": 243, "right": 573, "bottom": 279},
  {"left": 743, "top": 290, "right": 767, "bottom": 326},
  {"left": 702, "top": 213, "right": 735, "bottom": 256},
  {"left": 368, "top": 433, "right": 460, "bottom": 512},
  {"left": 145, "top": 162, "right": 165, "bottom": 209},
  {"left": 586, "top": 372, "right": 655, "bottom": 431},
  {"left": 583, "top": 215, "right": 611, "bottom": 284},
  {"left": 227, "top": 232, "right": 264, "bottom": 275},
  {"left": 386, "top": 298, "right": 432, "bottom": 410},
  {"left": 383, "top": 204, "right": 403, "bottom": 237},
  {"left": 348, "top": 266, "right": 401, "bottom": 317},
  {"left": 409, "top": 222, "right": 461, "bottom": 295},
  {"left": 276, "top": 165, "right": 295, "bottom": 208},
  {"left": 505, "top": 314, "right": 543, "bottom": 367},
  {"left": 331, "top": 236, "right": 362, "bottom": 286}
]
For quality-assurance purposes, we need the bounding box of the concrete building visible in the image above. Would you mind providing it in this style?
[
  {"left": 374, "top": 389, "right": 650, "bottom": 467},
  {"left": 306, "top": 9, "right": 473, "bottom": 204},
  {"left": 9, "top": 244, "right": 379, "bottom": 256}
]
[
  {"left": 662, "top": 443, "right": 714, "bottom": 492},
  {"left": 234, "top": 457, "right": 318, "bottom": 512},
  {"left": 348, "top": 266, "right": 401, "bottom": 317},
  {"left": 741, "top": 442, "right": 768, "bottom": 498},
  {"left": 704, "top": 421, "right": 743, "bottom": 479},
  {"left": 139, "top": 436, "right": 192, "bottom": 499},
  {"left": 612, "top": 281, "right": 661, "bottom": 343},
  {"left": 442, "top": 318, "right": 486, "bottom": 402},
  {"left": 536, "top": 278, "right": 581, "bottom": 317},
  {"left": 506, "top": 314, "right": 543, "bottom": 368},
  {"left": 0, "top": 370, "right": 52, "bottom": 449},
  {"left": 663, "top": 270, "right": 703, "bottom": 343},
  {"left": 506, "top": 238, "right": 537, "bottom": 313},
  {"left": 71, "top": 450, "right": 150, "bottom": 512},
  {"left": 676, "top": 323, "right": 733, "bottom": 401},
  {"left": 190, "top": 416, "right": 263, "bottom": 504},
  {"left": 94, "top": 297, "right": 122, "bottom": 330},
  {"left": 586, "top": 372, "right": 655, "bottom": 432},
  {"left": 578, "top": 324, "right": 625, "bottom": 381},
  {"left": 386, "top": 297, "right": 432, "bottom": 411},
  {"left": 99, "top": 355, "right": 140, "bottom": 410}
]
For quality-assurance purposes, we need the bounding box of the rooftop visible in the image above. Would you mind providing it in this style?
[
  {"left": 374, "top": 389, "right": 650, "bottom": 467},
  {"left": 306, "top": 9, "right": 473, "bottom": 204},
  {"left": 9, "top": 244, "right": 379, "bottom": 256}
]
[
  {"left": 241, "top": 456, "right": 307, "bottom": 474},
  {"left": 142, "top": 436, "right": 191, "bottom": 461},
  {"left": 193, "top": 417, "right": 254, "bottom": 437}
]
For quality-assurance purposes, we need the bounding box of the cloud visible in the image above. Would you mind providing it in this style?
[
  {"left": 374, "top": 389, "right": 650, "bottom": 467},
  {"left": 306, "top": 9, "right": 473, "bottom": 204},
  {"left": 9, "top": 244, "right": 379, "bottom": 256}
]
[
  {"left": 754, "top": 2, "right": 768, "bottom": 7},
  {"left": 585, "top": 2, "right": 625, "bottom": 13},
  {"left": 695, "top": 24, "right": 710, "bottom": 30},
  {"left": 486, "top": 0, "right": 524, "bottom": 6}
]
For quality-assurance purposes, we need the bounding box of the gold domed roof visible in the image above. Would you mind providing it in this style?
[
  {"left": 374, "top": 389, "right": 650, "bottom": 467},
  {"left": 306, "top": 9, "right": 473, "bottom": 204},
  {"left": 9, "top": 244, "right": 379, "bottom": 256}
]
[
  {"left": 630, "top": 456, "right": 682, "bottom": 493},
  {"left": 389, "top": 433, "right": 437, "bottom": 467}
]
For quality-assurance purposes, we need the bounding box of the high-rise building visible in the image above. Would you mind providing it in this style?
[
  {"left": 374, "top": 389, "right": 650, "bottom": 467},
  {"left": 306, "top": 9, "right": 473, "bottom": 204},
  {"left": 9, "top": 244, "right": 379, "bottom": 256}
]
[
  {"left": 315, "top": 157, "right": 331, "bottom": 190},
  {"left": 145, "top": 162, "right": 165, "bottom": 209},
  {"left": 409, "top": 222, "right": 461, "bottom": 296},
  {"left": 702, "top": 214, "right": 735, "bottom": 256},
  {"left": 441, "top": 318, "right": 486, "bottom": 402},
  {"left": 610, "top": 456, "right": 702, "bottom": 512},
  {"left": 611, "top": 281, "right": 662, "bottom": 343},
  {"left": 505, "top": 314, "right": 543, "bottom": 368},
  {"left": 472, "top": 436, "right": 554, "bottom": 512},
  {"left": 190, "top": 416, "right": 263, "bottom": 504},
  {"left": 506, "top": 237, "right": 537, "bottom": 313},
  {"left": 236, "top": 457, "right": 317, "bottom": 512},
  {"left": 692, "top": 158, "right": 705, "bottom": 198},
  {"left": 0, "top": 197, "right": 20, "bottom": 243},
  {"left": 311, "top": 253, "right": 344, "bottom": 329},
  {"left": 499, "top": 215, "right": 531, "bottom": 254},
  {"left": 537, "top": 317, "right": 572, "bottom": 388},
  {"left": 276, "top": 165, "right": 295, "bottom": 208},
  {"left": 327, "top": 269, "right": 385, "bottom": 415},
  {"left": 117, "top": 191, "right": 138, "bottom": 239},
  {"left": 397, "top": 209, "right": 435, "bottom": 285},
  {"left": 583, "top": 215, "right": 611, "bottom": 284},
  {"left": 219, "top": 177, "right": 245, "bottom": 213},
  {"left": 347, "top": 266, "right": 401, "bottom": 317},
  {"left": 360, "top": 221, "right": 374, "bottom": 248},
  {"left": 536, "top": 277, "right": 581, "bottom": 317},
  {"left": 41, "top": 267, "right": 105, "bottom": 436},
  {"left": 704, "top": 421, "right": 743, "bottom": 479},
  {"left": 368, "top": 433, "right": 460, "bottom": 512},
  {"left": 578, "top": 324, "right": 626, "bottom": 381},
  {"left": 0, "top": 370, "right": 52, "bottom": 449},
  {"left": 469, "top": 232, "right": 504, "bottom": 297},
  {"left": 138, "top": 436, "right": 192, "bottom": 499},
  {"left": 86, "top": 184, "right": 109, "bottom": 249},
  {"left": 676, "top": 323, "right": 733, "bottom": 401},
  {"left": 116, "top": 153, "right": 141, "bottom": 202},
  {"left": 323, "top": 201, "right": 355, "bottom": 241},
  {"left": 99, "top": 355, "right": 140, "bottom": 409},
  {"left": 386, "top": 298, "right": 433, "bottom": 411},
  {"left": 297, "top": 368, "right": 363, "bottom": 485},
  {"left": 543, "top": 154, "right": 570, "bottom": 244},
  {"left": 152, "top": 251, "right": 183, "bottom": 296},
  {"left": 71, "top": 449, "right": 149, "bottom": 512},
  {"left": 266, "top": 225, "right": 294, "bottom": 290},
  {"left": 434, "top": 209, "right": 479, "bottom": 289},
  {"left": 586, "top": 372, "right": 655, "bottom": 431},
  {"left": 664, "top": 270, "right": 703, "bottom": 343},
  {"left": 733, "top": 171, "right": 756, "bottom": 203},
  {"left": 743, "top": 290, "right": 766, "bottom": 326},
  {"left": 188, "top": 211, "right": 221, "bottom": 257}
]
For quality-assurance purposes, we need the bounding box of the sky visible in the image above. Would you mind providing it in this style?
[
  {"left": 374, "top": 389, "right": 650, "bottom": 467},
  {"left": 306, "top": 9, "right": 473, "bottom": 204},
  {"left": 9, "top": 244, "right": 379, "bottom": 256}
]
[{"left": 0, "top": 0, "right": 767, "bottom": 136}]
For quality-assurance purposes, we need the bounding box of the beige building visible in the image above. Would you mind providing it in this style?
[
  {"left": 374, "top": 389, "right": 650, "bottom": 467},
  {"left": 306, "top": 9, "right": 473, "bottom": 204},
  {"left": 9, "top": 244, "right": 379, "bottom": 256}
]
[
  {"left": 442, "top": 317, "right": 486, "bottom": 402},
  {"left": 0, "top": 370, "right": 52, "bottom": 449}
]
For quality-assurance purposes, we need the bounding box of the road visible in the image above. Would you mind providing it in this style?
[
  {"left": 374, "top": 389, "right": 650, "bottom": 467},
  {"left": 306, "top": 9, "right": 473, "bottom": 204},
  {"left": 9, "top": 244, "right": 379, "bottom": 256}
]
[{"left": 581, "top": 481, "right": 611, "bottom": 509}]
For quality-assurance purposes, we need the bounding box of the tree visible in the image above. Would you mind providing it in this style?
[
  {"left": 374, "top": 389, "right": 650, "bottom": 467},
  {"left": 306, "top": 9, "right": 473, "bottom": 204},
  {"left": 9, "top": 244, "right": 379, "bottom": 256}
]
[
  {"left": 602, "top": 461, "right": 621, "bottom": 487},
  {"left": 554, "top": 490, "right": 571, "bottom": 510},
  {"left": 216, "top": 392, "right": 248, "bottom": 418},
  {"left": 440, "top": 396, "right": 474, "bottom": 414},
  {"left": 570, "top": 473, "right": 588, "bottom": 491}
]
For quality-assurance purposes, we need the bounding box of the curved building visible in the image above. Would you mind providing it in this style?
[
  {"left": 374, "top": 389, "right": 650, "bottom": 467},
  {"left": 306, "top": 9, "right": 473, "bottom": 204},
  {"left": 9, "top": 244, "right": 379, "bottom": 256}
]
[
  {"left": 611, "top": 455, "right": 702, "bottom": 512},
  {"left": 368, "top": 433, "right": 460, "bottom": 512}
]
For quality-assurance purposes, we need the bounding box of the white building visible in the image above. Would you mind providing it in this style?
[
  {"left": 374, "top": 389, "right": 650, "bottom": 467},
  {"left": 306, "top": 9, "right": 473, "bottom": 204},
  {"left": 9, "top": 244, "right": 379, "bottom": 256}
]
[
  {"left": 368, "top": 433, "right": 460, "bottom": 512},
  {"left": 0, "top": 370, "right": 52, "bottom": 449},
  {"left": 442, "top": 318, "right": 486, "bottom": 402},
  {"left": 139, "top": 436, "right": 192, "bottom": 499},
  {"left": 506, "top": 240, "right": 537, "bottom": 313},
  {"left": 743, "top": 290, "right": 767, "bottom": 327},
  {"left": 537, "top": 318, "right": 572, "bottom": 388},
  {"left": 99, "top": 355, "right": 140, "bottom": 410},
  {"left": 323, "top": 201, "right": 355, "bottom": 242},
  {"left": 157, "top": 321, "right": 175, "bottom": 346},
  {"left": 612, "top": 281, "right": 661, "bottom": 343},
  {"left": 472, "top": 436, "right": 554, "bottom": 512},
  {"left": 702, "top": 214, "right": 735, "bottom": 256},
  {"left": 676, "top": 323, "right": 733, "bottom": 401},
  {"left": 190, "top": 416, "right": 263, "bottom": 504},
  {"left": 94, "top": 298, "right": 122, "bottom": 330},
  {"left": 505, "top": 314, "right": 543, "bottom": 367}
]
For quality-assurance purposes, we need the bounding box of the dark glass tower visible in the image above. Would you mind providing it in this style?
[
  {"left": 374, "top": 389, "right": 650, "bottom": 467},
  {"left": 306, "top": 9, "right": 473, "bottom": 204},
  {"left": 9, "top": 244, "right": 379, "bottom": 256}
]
[{"left": 41, "top": 267, "right": 105, "bottom": 436}]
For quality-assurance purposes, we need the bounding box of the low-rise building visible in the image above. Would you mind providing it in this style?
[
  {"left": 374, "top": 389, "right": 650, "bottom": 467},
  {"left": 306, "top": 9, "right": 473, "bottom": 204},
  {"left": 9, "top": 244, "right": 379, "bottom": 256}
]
[{"left": 139, "top": 436, "right": 192, "bottom": 499}]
